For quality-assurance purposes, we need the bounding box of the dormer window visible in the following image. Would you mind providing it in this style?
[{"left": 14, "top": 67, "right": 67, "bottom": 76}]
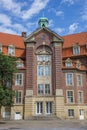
[
  {"left": 17, "top": 62, "right": 23, "bottom": 68},
  {"left": 8, "top": 45, "right": 15, "bottom": 56},
  {"left": 65, "top": 58, "right": 72, "bottom": 68},
  {"left": 16, "top": 59, "right": 24, "bottom": 68},
  {"left": 0, "top": 44, "right": 2, "bottom": 53},
  {"left": 73, "top": 44, "right": 80, "bottom": 55}
]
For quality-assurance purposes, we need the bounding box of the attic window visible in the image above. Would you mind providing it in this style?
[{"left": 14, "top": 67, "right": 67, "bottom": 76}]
[
  {"left": 0, "top": 44, "right": 2, "bottom": 53},
  {"left": 17, "top": 62, "right": 23, "bottom": 68},
  {"left": 8, "top": 45, "right": 15, "bottom": 56},
  {"left": 65, "top": 58, "right": 72, "bottom": 68},
  {"left": 73, "top": 44, "right": 80, "bottom": 55}
]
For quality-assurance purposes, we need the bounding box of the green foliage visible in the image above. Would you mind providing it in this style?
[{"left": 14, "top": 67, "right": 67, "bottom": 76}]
[
  {"left": 0, "top": 53, "right": 17, "bottom": 88},
  {"left": 0, "top": 85, "right": 15, "bottom": 107},
  {"left": 0, "top": 53, "right": 17, "bottom": 107}
]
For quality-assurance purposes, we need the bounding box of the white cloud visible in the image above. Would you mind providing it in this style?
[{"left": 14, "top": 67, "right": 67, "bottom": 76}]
[
  {"left": 81, "top": 0, "right": 87, "bottom": 20},
  {"left": 22, "top": 0, "right": 50, "bottom": 19},
  {"left": 48, "top": 19, "right": 54, "bottom": 27},
  {"left": 55, "top": 11, "right": 64, "bottom": 16},
  {"left": 0, "top": 0, "right": 25, "bottom": 16},
  {"left": 61, "top": 0, "right": 76, "bottom": 5},
  {"left": 68, "top": 23, "right": 79, "bottom": 33},
  {"left": 55, "top": 27, "right": 65, "bottom": 34},
  {"left": 0, "top": 14, "right": 11, "bottom": 25},
  {"left": 0, "top": 26, "right": 17, "bottom": 34}
]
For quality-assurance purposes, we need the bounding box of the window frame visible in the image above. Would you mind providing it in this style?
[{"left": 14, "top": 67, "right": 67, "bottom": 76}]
[
  {"left": 78, "top": 91, "right": 83, "bottom": 103},
  {"left": 77, "top": 74, "right": 82, "bottom": 86},
  {"left": 15, "top": 91, "right": 22, "bottom": 104},
  {"left": 8, "top": 45, "right": 15, "bottom": 56},
  {"left": 66, "top": 90, "right": 74, "bottom": 103},
  {"left": 15, "top": 73, "right": 23, "bottom": 86},
  {"left": 66, "top": 73, "right": 74, "bottom": 86},
  {"left": 68, "top": 109, "right": 74, "bottom": 118},
  {"left": 73, "top": 45, "right": 80, "bottom": 55},
  {"left": 38, "top": 84, "right": 50, "bottom": 95}
]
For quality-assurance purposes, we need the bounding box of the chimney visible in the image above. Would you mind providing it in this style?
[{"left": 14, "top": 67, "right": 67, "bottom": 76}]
[{"left": 22, "top": 32, "right": 27, "bottom": 38}]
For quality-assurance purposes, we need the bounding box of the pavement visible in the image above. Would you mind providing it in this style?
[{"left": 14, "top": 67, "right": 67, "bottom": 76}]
[{"left": 0, "top": 119, "right": 87, "bottom": 130}]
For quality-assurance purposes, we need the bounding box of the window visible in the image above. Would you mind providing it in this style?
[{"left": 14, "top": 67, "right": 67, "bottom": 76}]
[
  {"left": 38, "top": 65, "right": 50, "bottom": 76},
  {"left": 38, "top": 84, "right": 44, "bottom": 94},
  {"left": 37, "top": 55, "right": 51, "bottom": 76},
  {"left": 38, "top": 84, "right": 50, "bottom": 95},
  {"left": 78, "top": 91, "right": 83, "bottom": 103},
  {"left": 46, "top": 102, "right": 52, "bottom": 114},
  {"left": 65, "top": 58, "right": 72, "bottom": 68},
  {"left": 16, "top": 91, "right": 22, "bottom": 104},
  {"left": 36, "top": 102, "right": 43, "bottom": 114},
  {"left": 17, "top": 62, "right": 23, "bottom": 68},
  {"left": 66, "top": 62, "right": 72, "bottom": 67},
  {"left": 67, "top": 91, "right": 74, "bottom": 103},
  {"left": 8, "top": 45, "right": 15, "bottom": 56},
  {"left": 37, "top": 55, "right": 50, "bottom": 62},
  {"left": 15, "top": 73, "right": 23, "bottom": 86},
  {"left": 68, "top": 109, "right": 74, "bottom": 117},
  {"left": 66, "top": 73, "right": 73, "bottom": 86},
  {"left": 73, "top": 45, "right": 80, "bottom": 55},
  {"left": 77, "top": 74, "right": 82, "bottom": 86},
  {"left": 0, "top": 44, "right": 2, "bottom": 53}
]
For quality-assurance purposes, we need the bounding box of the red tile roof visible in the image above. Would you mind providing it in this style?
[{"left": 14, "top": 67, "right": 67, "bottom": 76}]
[
  {"left": 0, "top": 32, "right": 25, "bottom": 48},
  {"left": 0, "top": 32, "right": 25, "bottom": 57},
  {"left": 63, "top": 32, "right": 87, "bottom": 48}
]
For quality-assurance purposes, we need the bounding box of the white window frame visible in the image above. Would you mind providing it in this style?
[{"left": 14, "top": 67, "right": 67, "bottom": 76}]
[
  {"left": 8, "top": 45, "right": 15, "bottom": 56},
  {"left": 38, "top": 84, "right": 50, "bottom": 95},
  {"left": 77, "top": 74, "right": 82, "bottom": 86},
  {"left": 73, "top": 45, "right": 80, "bottom": 55},
  {"left": 16, "top": 91, "right": 22, "bottom": 104},
  {"left": 66, "top": 90, "right": 74, "bottom": 103},
  {"left": 66, "top": 73, "right": 74, "bottom": 86},
  {"left": 15, "top": 73, "right": 23, "bottom": 86},
  {"left": 78, "top": 91, "right": 83, "bottom": 103}
]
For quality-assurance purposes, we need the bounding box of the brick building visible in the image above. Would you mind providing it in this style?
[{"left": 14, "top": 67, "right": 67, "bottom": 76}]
[{"left": 0, "top": 18, "right": 87, "bottom": 120}]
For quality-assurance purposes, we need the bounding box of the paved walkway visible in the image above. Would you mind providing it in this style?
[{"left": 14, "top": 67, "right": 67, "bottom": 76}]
[{"left": 0, "top": 119, "right": 87, "bottom": 130}]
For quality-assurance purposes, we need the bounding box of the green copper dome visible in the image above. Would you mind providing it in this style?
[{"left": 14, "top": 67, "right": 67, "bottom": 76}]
[{"left": 38, "top": 17, "right": 49, "bottom": 28}]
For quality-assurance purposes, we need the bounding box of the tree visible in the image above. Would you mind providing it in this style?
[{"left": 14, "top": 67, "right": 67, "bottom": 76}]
[{"left": 0, "top": 53, "right": 17, "bottom": 119}]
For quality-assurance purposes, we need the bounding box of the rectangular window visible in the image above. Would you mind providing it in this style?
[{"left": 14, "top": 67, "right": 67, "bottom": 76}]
[
  {"left": 77, "top": 74, "right": 82, "bottom": 86},
  {"left": 67, "top": 91, "right": 74, "bottom": 103},
  {"left": 46, "top": 102, "right": 52, "bottom": 114},
  {"left": 36, "top": 102, "right": 43, "bottom": 114},
  {"left": 38, "top": 65, "right": 50, "bottom": 76},
  {"left": 66, "top": 73, "right": 73, "bottom": 86},
  {"left": 38, "top": 84, "right": 50, "bottom": 95},
  {"left": 16, "top": 91, "right": 21, "bottom": 104},
  {"left": 68, "top": 109, "right": 74, "bottom": 117},
  {"left": 37, "top": 55, "right": 51, "bottom": 62},
  {"left": 73, "top": 46, "right": 80, "bottom": 55},
  {"left": 38, "top": 84, "right": 44, "bottom": 95},
  {"left": 78, "top": 91, "right": 83, "bottom": 103},
  {"left": 8, "top": 46, "right": 15, "bottom": 56},
  {"left": 45, "top": 84, "right": 50, "bottom": 94},
  {"left": 15, "top": 73, "right": 23, "bottom": 86}
]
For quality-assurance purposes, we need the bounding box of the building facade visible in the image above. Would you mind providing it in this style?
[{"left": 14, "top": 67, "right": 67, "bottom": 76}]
[{"left": 0, "top": 18, "right": 87, "bottom": 120}]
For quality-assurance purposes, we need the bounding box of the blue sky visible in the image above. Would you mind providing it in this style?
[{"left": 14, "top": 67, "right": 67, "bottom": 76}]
[{"left": 0, "top": 0, "right": 87, "bottom": 36}]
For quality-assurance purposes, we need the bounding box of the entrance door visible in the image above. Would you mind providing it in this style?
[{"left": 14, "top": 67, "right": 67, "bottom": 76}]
[
  {"left": 15, "top": 112, "right": 21, "bottom": 120},
  {"left": 36, "top": 102, "right": 43, "bottom": 115},
  {"left": 46, "top": 102, "right": 52, "bottom": 114},
  {"left": 79, "top": 109, "right": 84, "bottom": 120}
]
